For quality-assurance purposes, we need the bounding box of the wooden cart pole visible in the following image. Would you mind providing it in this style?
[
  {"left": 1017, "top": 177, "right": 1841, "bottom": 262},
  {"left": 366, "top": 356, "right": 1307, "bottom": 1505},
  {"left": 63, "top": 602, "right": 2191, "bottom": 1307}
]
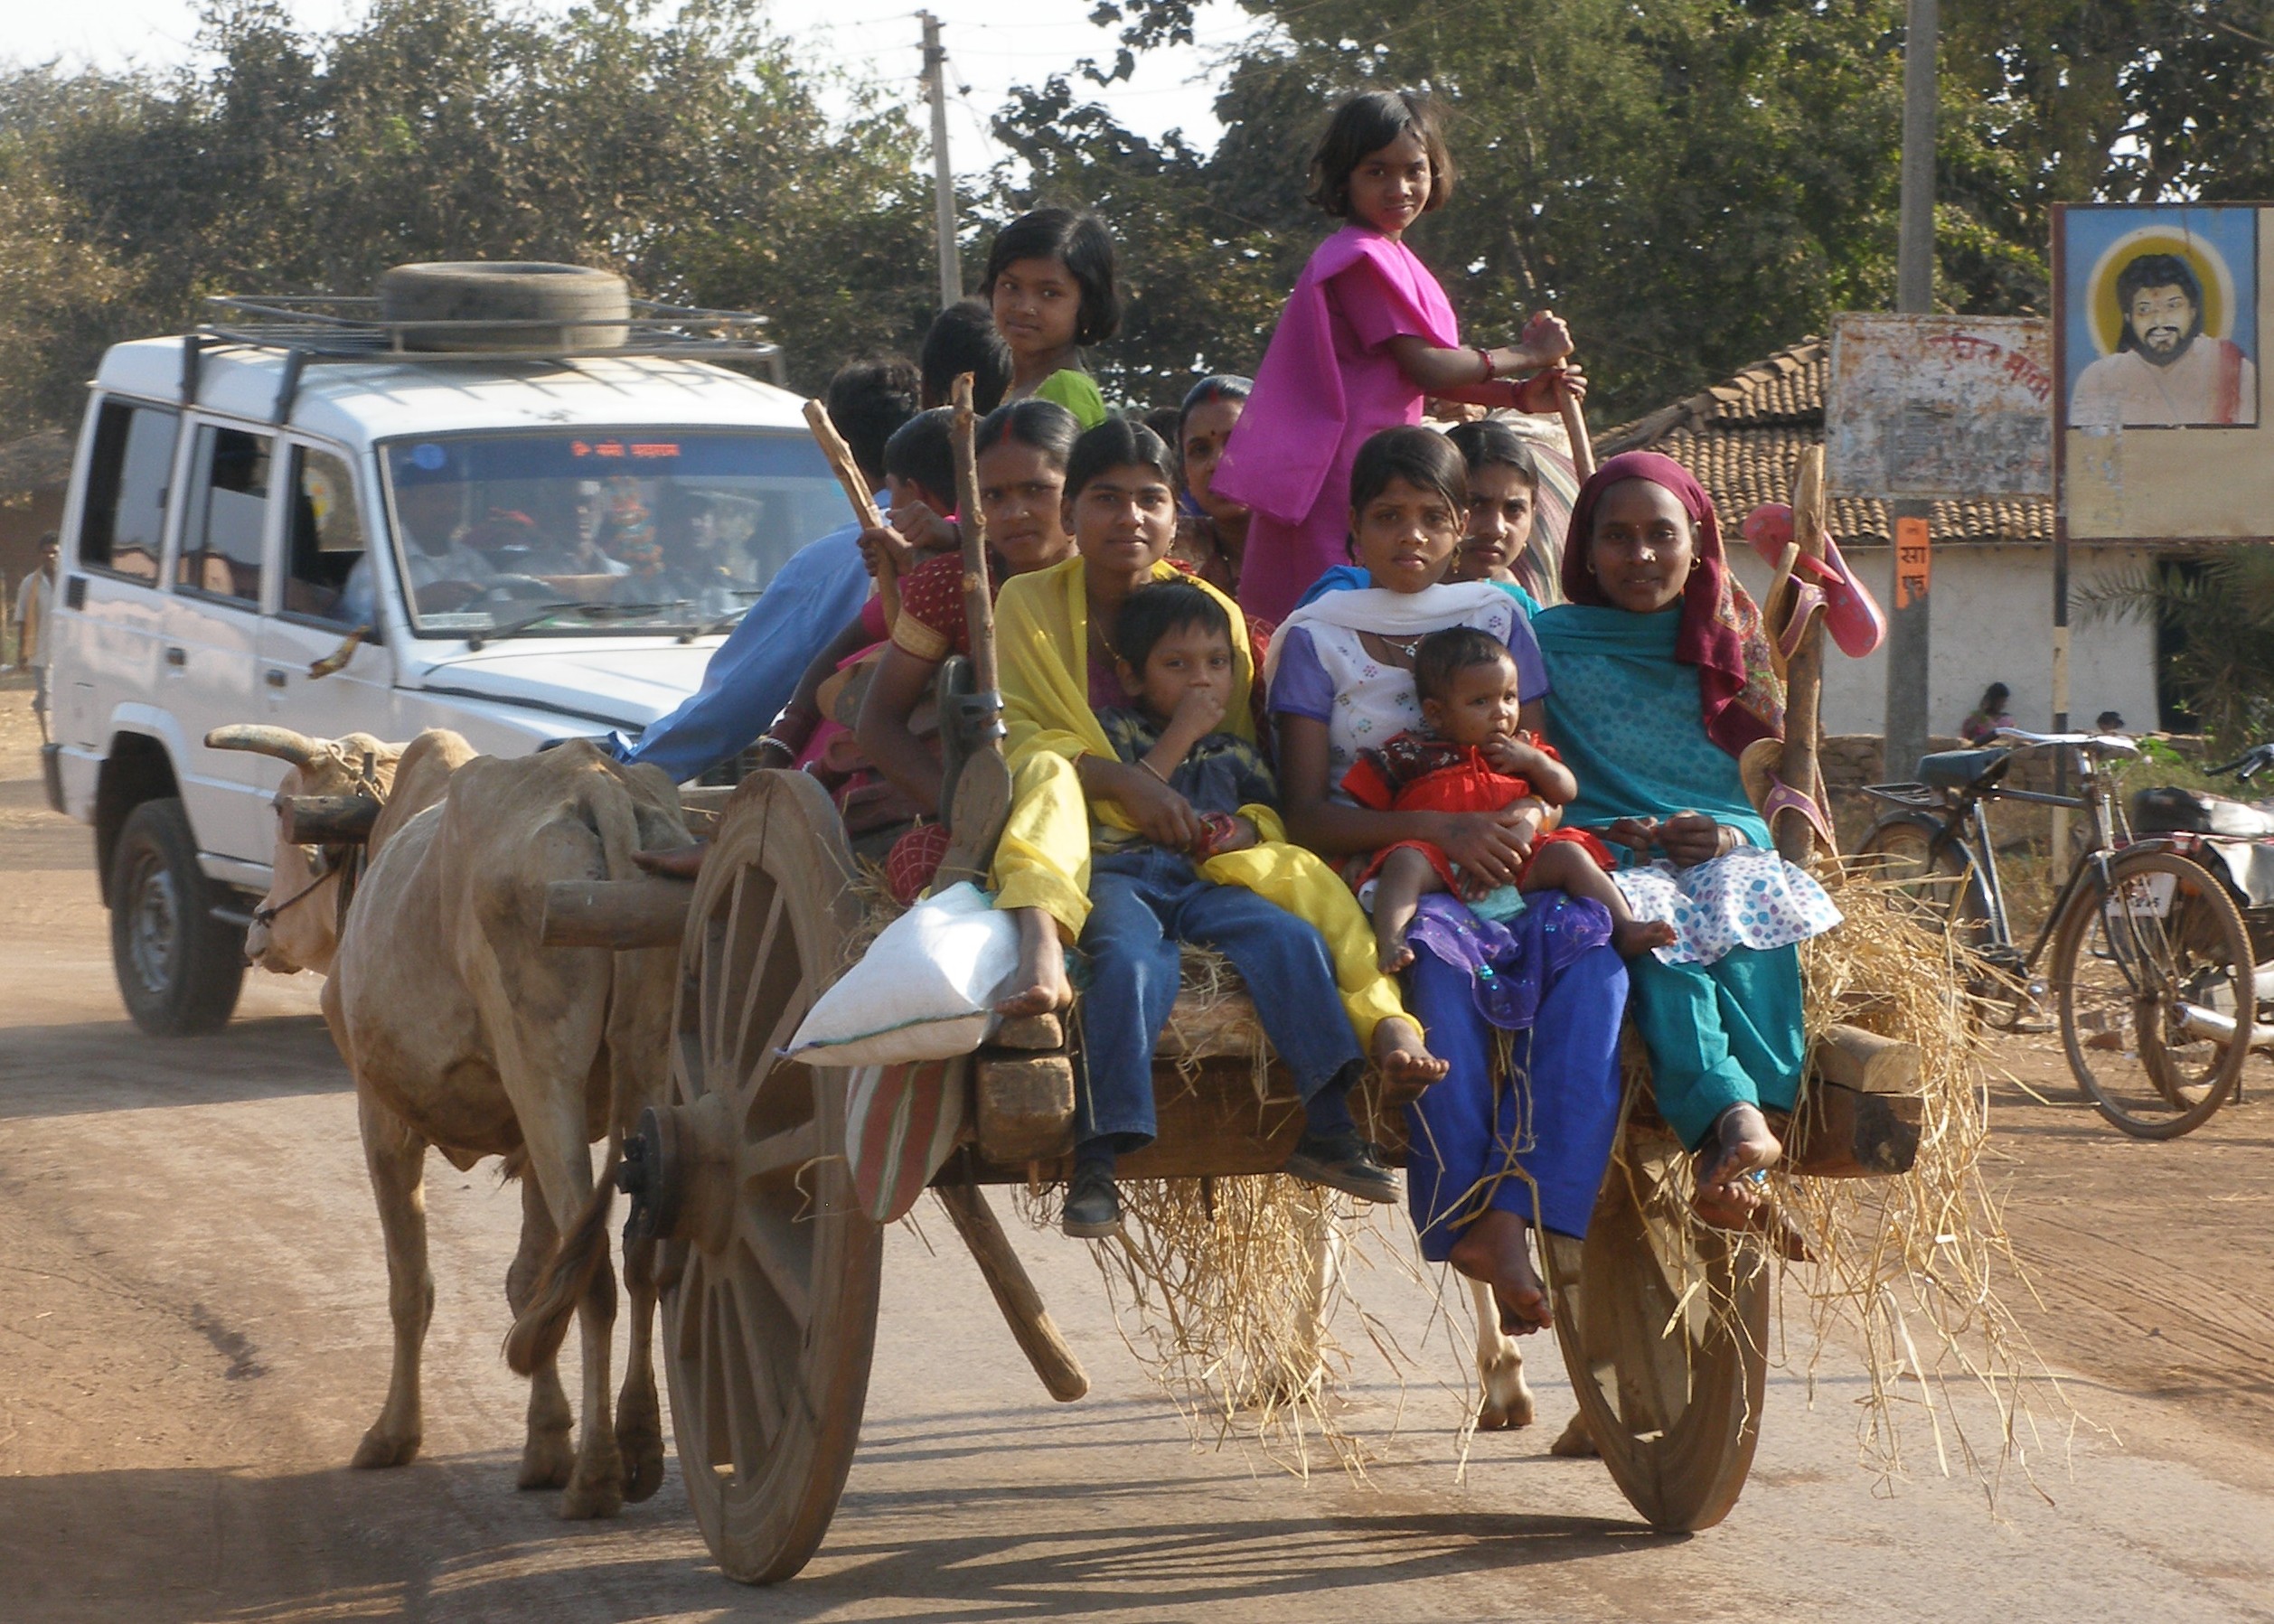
[
  {"left": 802, "top": 397, "right": 900, "bottom": 624},
  {"left": 1776, "top": 446, "right": 1829, "bottom": 868},
  {"left": 934, "top": 1182, "right": 1090, "bottom": 1402},
  {"left": 935, "top": 372, "right": 1013, "bottom": 886}
]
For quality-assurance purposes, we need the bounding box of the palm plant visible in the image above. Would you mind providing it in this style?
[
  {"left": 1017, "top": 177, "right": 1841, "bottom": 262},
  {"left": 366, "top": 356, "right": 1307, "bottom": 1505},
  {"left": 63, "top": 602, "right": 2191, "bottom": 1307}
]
[{"left": 2086, "top": 545, "right": 2274, "bottom": 746}]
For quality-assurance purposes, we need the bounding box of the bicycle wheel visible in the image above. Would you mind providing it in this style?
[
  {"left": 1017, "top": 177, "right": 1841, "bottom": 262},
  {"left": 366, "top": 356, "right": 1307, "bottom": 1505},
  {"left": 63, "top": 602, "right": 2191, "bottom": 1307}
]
[
  {"left": 1855, "top": 815, "right": 1988, "bottom": 945},
  {"left": 2051, "top": 849, "right": 2254, "bottom": 1139}
]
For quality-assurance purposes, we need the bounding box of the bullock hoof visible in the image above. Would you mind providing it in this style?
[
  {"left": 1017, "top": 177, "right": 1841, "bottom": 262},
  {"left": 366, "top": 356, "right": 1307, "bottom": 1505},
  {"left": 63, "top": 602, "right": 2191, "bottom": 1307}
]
[
  {"left": 559, "top": 1467, "right": 625, "bottom": 1521},
  {"left": 1476, "top": 1357, "right": 1535, "bottom": 1431},
  {"left": 518, "top": 1427, "right": 575, "bottom": 1491},
  {"left": 351, "top": 1428, "right": 421, "bottom": 1469},
  {"left": 616, "top": 1378, "right": 665, "bottom": 1504},
  {"left": 1549, "top": 1411, "right": 1599, "bottom": 1458}
]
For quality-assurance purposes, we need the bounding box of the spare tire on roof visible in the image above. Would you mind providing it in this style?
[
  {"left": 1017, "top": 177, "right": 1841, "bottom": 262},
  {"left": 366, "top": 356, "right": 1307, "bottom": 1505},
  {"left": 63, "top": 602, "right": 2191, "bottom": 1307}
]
[{"left": 378, "top": 262, "right": 631, "bottom": 352}]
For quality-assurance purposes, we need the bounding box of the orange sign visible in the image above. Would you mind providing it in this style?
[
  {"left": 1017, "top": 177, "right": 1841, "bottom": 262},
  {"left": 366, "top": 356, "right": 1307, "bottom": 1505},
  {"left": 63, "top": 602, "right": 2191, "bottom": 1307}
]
[{"left": 1893, "top": 515, "right": 1931, "bottom": 608}]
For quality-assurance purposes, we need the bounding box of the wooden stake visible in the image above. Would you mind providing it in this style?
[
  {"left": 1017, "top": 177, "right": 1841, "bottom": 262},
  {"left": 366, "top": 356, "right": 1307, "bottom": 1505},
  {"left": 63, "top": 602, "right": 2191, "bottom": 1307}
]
[
  {"left": 950, "top": 373, "right": 997, "bottom": 695},
  {"left": 1777, "top": 447, "right": 1829, "bottom": 868},
  {"left": 1559, "top": 376, "right": 1595, "bottom": 482},
  {"left": 802, "top": 397, "right": 899, "bottom": 623}
]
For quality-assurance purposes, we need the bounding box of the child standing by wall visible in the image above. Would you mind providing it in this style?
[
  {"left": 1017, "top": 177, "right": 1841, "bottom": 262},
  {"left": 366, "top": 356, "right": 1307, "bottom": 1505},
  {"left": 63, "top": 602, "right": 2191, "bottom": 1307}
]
[
  {"left": 984, "top": 208, "right": 1120, "bottom": 430},
  {"left": 1216, "top": 90, "right": 1582, "bottom": 623}
]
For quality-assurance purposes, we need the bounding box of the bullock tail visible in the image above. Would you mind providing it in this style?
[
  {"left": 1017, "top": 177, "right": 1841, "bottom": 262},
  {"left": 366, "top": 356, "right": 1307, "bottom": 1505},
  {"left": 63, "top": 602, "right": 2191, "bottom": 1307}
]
[{"left": 503, "top": 1138, "right": 623, "bottom": 1377}]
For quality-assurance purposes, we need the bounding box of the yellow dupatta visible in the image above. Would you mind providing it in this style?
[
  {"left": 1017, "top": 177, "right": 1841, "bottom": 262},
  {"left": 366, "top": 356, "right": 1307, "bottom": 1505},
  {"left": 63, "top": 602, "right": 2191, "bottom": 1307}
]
[{"left": 995, "top": 554, "right": 1262, "bottom": 837}]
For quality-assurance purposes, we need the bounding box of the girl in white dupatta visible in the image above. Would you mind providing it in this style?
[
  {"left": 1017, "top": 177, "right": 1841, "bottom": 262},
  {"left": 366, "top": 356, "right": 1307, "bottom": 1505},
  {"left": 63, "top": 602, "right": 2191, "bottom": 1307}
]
[{"left": 1267, "top": 427, "right": 1626, "bottom": 1337}]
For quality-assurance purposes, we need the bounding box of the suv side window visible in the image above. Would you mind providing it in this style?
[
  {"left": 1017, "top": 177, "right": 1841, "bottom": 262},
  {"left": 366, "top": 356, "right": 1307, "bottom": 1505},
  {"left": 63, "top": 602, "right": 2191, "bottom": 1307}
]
[
  {"left": 77, "top": 399, "right": 178, "bottom": 584},
  {"left": 282, "top": 446, "right": 365, "bottom": 624},
  {"left": 176, "top": 424, "right": 273, "bottom": 606}
]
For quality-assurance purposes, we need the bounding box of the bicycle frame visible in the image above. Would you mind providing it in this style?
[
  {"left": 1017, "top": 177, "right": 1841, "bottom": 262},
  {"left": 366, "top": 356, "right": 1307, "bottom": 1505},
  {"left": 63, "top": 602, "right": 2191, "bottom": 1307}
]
[{"left": 1878, "top": 743, "right": 2134, "bottom": 976}]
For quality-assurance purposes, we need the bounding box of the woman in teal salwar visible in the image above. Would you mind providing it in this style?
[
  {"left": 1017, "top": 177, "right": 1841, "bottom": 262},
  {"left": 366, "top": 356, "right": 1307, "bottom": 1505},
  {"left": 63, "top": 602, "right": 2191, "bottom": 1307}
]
[{"left": 1533, "top": 452, "right": 1839, "bottom": 1225}]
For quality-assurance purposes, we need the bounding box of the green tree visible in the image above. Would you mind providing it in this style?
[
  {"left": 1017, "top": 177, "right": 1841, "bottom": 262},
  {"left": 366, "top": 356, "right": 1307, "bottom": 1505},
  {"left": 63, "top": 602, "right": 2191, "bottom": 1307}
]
[
  {"left": 0, "top": 0, "right": 940, "bottom": 432},
  {"left": 999, "top": 0, "right": 2274, "bottom": 420}
]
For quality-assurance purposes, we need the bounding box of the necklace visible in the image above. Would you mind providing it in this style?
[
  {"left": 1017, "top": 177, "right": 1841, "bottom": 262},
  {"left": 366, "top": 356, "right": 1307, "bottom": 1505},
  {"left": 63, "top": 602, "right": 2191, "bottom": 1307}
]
[{"left": 1368, "top": 631, "right": 1424, "bottom": 661}]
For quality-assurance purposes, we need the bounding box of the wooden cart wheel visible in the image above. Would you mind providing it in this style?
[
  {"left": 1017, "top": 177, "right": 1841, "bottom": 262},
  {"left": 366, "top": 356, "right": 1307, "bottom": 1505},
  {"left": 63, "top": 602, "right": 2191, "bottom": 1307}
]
[
  {"left": 656, "top": 771, "right": 882, "bottom": 1584},
  {"left": 1543, "top": 1113, "right": 1770, "bottom": 1533}
]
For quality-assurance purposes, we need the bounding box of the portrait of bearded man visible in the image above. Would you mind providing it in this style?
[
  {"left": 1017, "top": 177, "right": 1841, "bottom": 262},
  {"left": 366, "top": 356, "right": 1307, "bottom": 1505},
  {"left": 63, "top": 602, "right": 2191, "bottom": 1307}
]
[{"left": 2072, "top": 251, "right": 2258, "bottom": 427}]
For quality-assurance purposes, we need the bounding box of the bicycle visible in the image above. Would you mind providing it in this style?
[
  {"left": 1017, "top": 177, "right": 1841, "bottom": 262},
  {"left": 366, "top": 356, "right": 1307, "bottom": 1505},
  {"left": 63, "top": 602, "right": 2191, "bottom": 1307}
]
[{"left": 1856, "top": 728, "right": 2258, "bottom": 1139}]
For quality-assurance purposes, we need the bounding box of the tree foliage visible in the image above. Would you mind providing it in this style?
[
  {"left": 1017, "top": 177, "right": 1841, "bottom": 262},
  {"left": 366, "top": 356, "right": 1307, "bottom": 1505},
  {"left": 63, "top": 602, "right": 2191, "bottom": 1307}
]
[
  {"left": 0, "top": 0, "right": 938, "bottom": 435},
  {"left": 4, "top": 0, "right": 2270, "bottom": 435},
  {"left": 995, "top": 0, "right": 2274, "bottom": 418}
]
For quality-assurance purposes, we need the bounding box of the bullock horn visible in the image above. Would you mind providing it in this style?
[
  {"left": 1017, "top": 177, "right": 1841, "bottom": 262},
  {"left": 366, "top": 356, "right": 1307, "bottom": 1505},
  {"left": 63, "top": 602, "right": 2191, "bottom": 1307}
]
[{"left": 204, "top": 725, "right": 328, "bottom": 769}]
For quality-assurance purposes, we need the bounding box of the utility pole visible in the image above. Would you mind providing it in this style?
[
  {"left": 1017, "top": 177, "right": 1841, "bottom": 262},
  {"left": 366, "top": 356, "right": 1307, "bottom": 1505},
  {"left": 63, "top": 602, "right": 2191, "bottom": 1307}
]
[
  {"left": 1884, "top": 0, "right": 1937, "bottom": 784},
  {"left": 920, "top": 13, "right": 960, "bottom": 310}
]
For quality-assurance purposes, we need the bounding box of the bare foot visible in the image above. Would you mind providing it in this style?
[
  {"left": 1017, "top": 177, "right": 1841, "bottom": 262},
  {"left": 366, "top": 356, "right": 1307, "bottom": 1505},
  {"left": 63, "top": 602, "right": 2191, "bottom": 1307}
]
[
  {"left": 1692, "top": 1102, "right": 1781, "bottom": 1227},
  {"left": 1372, "top": 1017, "right": 1448, "bottom": 1096},
  {"left": 1611, "top": 917, "right": 1678, "bottom": 958},
  {"left": 1448, "top": 1209, "right": 1554, "bottom": 1335},
  {"left": 994, "top": 906, "right": 1071, "bottom": 1017},
  {"left": 1374, "top": 905, "right": 1416, "bottom": 972},
  {"left": 632, "top": 842, "right": 707, "bottom": 879}
]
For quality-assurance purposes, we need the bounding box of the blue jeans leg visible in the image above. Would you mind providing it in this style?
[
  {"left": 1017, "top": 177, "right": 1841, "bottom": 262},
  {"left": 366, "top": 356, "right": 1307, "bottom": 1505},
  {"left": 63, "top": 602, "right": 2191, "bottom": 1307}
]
[
  {"left": 1073, "top": 857, "right": 1187, "bottom": 1148},
  {"left": 1165, "top": 876, "right": 1364, "bottom": 1103},
  {"left": 1403, "top": 942, "right": 1626, "bottom": 1257}
]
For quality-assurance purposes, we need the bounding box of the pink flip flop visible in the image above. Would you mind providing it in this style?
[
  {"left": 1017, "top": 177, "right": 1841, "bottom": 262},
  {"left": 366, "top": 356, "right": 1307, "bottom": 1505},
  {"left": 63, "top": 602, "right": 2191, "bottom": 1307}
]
[{"left": 1742, "top": 503, "right": 1887, "bottom": 660}]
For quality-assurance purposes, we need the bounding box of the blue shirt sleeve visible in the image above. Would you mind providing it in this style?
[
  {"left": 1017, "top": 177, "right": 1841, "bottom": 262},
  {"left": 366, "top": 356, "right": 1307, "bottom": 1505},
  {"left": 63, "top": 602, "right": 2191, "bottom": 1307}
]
[
  {"left": 617, "top": 521, "right": 869, "bottom": 782},
  {"left": 1266, "top": 625, "right": 1336, "bottom": 722}
]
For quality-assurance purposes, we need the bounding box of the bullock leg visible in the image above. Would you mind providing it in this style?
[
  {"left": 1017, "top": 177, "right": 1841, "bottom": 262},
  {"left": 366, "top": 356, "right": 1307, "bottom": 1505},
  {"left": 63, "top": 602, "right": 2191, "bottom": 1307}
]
[
  {"left": 1469, "top": 1278, "right": 1535, "bottom": 1431},
  {"left": 352, "top": 1094, "right": 432, "bottom": 1469},
  {"left": 615, "top": 1233, "right": 665, "bottom": 1503},
  {"left": 511, "top": 1094, "right": 624, "bottom": 1521},
  {"left": 508, "top": 1171, "right": 577, "bottom": 1490}
]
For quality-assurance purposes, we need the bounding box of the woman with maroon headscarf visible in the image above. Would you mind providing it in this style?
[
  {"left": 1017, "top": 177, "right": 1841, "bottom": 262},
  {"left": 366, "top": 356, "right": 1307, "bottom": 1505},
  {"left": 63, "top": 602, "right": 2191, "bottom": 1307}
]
[{"left": 1533, "top": 453, "right": 1840, "bottom": 1227}]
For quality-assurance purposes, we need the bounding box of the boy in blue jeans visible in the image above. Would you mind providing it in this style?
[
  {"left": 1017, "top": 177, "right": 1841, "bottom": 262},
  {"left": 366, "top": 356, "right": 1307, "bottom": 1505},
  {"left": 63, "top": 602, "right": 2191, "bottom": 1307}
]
[{"left": 1066, "top": 580, "right": 1397, "bottom": 1236}]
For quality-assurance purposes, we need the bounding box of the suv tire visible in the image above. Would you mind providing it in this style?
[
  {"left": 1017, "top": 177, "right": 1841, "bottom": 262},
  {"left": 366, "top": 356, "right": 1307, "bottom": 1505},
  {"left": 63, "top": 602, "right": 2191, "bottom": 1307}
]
[
  {"left": 109, "top": 797, "right": 247, "bottom": 1036},
  {"left": 379, "top": 262, "right": 630, "bottom": 352}
]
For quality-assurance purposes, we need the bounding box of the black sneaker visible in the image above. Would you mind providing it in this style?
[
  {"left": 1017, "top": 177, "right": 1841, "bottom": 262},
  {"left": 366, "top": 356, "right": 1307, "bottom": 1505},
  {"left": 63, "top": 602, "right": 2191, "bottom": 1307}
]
[
  {"left": 1283, "top": 1129, "right": 1400, "bottom": 1204},
  {"left": 1061, "top": 1161, "right": 1122, "bottom": 1237}
]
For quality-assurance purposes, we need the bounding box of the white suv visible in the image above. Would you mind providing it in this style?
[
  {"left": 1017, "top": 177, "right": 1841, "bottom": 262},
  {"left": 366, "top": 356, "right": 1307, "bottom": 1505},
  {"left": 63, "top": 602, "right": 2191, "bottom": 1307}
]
[{"left": 43, "top": 274, "right": 847, "bottom": 1033}]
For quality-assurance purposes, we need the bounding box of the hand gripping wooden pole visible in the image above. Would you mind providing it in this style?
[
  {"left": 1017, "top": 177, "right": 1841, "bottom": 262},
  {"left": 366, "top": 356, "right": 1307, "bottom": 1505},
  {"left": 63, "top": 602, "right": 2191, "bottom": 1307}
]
[
  {"left": 935, "top": 372, "right": 1013, "bottom": 887},
  {"left": 803, "top": 396, "right": 899, "bottom": 624}
]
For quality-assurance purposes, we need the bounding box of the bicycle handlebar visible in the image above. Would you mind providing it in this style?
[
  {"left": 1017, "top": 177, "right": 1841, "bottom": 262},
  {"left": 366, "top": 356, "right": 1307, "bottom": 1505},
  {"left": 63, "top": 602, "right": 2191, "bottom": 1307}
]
[{"left": 2208, "top": 743, "right": 2274, "bottom": 781}]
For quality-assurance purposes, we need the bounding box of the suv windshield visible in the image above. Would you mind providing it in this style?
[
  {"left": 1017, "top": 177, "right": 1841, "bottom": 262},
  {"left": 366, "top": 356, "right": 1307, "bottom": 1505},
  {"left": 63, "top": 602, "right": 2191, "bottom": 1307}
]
[{"left": 375, "top": 429, "right": 844, "bottom": 637}]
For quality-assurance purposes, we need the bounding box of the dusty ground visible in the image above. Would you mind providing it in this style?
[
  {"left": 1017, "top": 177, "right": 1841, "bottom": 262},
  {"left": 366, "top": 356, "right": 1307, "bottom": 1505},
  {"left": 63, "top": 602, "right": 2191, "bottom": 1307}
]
[{"left": 3, "top": 676, "right": 2271, "bottom": 1623}]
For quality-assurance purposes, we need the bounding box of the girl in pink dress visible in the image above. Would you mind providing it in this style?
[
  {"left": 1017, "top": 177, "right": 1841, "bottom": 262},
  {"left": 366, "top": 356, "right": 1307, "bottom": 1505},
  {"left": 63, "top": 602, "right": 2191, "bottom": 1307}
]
[{"left": 1215, "top": 89, "right": 1585, "bottom": 624}]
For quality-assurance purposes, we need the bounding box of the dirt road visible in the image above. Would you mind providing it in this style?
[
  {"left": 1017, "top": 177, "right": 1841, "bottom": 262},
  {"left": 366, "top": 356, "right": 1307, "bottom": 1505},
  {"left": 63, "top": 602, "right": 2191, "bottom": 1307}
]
[{"left": 4, "top": 682, "right": 2270, "bottom": 1623}]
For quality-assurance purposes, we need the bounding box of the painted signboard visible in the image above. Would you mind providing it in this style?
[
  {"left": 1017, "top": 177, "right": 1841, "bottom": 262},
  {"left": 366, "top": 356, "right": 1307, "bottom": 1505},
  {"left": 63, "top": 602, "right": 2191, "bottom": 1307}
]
[
  {"left": 1827, "top": 314, "right": 2053, "bottom": 499},
  {"left": 2056, "top": 202, "right": 2273, "bottom": 540}
]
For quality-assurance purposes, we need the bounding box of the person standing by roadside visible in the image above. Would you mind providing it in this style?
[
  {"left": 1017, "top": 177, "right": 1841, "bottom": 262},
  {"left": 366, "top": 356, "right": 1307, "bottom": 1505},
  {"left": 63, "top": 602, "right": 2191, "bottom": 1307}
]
[{"left": 9, "top": 532, "right": 57, "bottom": 739}]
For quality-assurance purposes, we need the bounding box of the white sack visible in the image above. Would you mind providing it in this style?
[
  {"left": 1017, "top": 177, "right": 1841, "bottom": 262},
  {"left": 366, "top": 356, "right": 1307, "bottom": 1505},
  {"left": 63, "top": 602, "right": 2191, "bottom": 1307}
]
[{"left": 785, "top": 882, "right": 1018, "bottom": 1066}]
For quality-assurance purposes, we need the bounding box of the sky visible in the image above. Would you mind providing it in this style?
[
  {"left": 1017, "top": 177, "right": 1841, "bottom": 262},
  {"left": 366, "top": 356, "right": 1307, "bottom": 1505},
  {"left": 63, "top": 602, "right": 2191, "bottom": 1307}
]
[{"left": 3, "top": 0, "right": 1265, "bottom": 174}]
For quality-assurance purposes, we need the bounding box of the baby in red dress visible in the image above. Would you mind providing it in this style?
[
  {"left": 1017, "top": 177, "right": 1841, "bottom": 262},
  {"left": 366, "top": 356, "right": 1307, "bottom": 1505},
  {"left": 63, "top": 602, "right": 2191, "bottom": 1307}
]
[{"left": 1345, "top": 625, "right": 1678, "bottom": 970}]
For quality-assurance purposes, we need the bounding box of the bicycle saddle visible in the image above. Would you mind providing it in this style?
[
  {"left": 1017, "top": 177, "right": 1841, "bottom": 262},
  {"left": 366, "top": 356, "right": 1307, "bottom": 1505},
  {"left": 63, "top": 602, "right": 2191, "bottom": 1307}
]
[{"left": 1915, "top": 747, "right": 2011, "bottom": 792}]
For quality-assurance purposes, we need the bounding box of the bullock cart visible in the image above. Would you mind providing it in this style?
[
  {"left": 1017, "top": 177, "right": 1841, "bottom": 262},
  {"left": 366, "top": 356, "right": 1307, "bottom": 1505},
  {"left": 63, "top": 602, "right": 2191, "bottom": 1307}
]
[{"left": 519, "top": 408, "right": 1924, "bottom": 1582}]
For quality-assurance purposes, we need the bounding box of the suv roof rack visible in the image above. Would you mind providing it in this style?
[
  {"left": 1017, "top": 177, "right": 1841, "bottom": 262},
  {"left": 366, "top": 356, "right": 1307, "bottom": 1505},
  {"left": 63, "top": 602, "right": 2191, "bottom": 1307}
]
[{"left": 190, "top": 292, "right": 788, "bottom": 420}]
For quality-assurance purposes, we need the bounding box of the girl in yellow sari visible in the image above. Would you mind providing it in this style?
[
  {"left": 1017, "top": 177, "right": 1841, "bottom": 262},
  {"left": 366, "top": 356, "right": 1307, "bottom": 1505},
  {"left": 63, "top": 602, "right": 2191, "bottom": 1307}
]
[{"left": 988, "top": 419, "right": 1443, "bottom": 1229}]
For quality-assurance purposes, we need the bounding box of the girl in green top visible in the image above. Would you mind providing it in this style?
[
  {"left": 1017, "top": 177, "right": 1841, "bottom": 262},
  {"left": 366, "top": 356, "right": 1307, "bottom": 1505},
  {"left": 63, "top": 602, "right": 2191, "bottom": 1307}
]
[{"left": 983, "top": 208, "right": 1119, "bottom": 429}]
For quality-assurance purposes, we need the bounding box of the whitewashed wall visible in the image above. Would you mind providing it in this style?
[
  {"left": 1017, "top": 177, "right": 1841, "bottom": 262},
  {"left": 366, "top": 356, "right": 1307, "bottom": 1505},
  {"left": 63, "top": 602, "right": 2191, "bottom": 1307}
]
[{"left": 1722, "top": 542, "right": 2162, "bottom": 738}]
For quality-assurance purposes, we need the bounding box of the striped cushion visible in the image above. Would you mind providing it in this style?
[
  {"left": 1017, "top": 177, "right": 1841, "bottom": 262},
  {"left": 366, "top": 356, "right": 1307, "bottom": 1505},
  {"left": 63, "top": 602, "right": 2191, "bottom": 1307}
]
[{"left": 846, "top": 1057, "right": 969, "bottom": 1224}]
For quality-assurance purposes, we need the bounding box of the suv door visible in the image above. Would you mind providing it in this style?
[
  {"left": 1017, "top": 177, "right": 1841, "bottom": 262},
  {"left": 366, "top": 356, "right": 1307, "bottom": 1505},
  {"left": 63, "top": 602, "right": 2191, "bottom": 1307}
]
[
  {"left": 165, "top": 420, "right": 279, "bottom": 866},
  {"left": 57, "top": 398, "right": 177, "bottom": 760},
  {"left": 258, "top": 442, "right": 394, "bottom": 748}
]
